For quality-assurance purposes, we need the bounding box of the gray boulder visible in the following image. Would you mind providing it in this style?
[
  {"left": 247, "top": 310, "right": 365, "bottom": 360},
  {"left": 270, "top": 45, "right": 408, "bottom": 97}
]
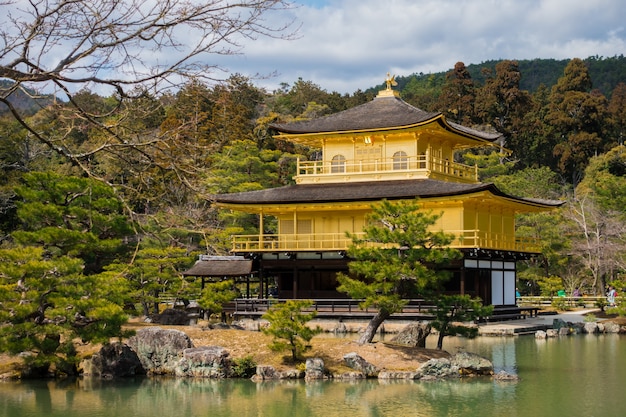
[
  {"left": 378, "top": 370, "right": 418, "bottom": 380},
  {"left": 81, "top": 342, "right": 145, "bottom": 378},
  {"left": 127, "top": 327, "right": 193, "bottom": 375},
  {"left": 546, "top": 329, "right": 559, "bottom": 337},
  {"left": 252, "top": 365, "right": 302, "bottom": 380},
  {"left": 416, "top": 352, "right": 493, "bottom": 379},
  {"left": 389, "top": 321, "right": 431, "bottom": 348},
  {"left": 493, "top": 370, "right": 519, "bottom": 381},
  {"left": 603, "top": 321, "right": 621, "bottom": 333},
  {"left": 175, "top": 346, "right": 231, "bottom": 378},
  {"left": 149, "top": 309, "right": 191, "bottom": 325},
  {"left": 450, "top": 352, "right": 493, "bottom": 376},
  {"left": 334, "top": 371, "right": 365, "bottom": 380},
  {"left": 343, "top": 352, "right": 378, "bottom": 377},
  {"left": 583, "top": 322, "right": 599, "bottom": 334},
  {"left": 305, "top": 357, "right": 326, "bottom": 380},
  {"left": 416, "top": 357, "right": 458, "bottom": 379}
]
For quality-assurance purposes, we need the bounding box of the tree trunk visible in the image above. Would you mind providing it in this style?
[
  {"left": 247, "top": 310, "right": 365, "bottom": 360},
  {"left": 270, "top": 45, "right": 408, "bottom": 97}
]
[
  {"left": 436, "top": 322, "right": 449, "bottom": 350},
  {"left": 357, "top": 310, "right": 390, "bottom": 345}
]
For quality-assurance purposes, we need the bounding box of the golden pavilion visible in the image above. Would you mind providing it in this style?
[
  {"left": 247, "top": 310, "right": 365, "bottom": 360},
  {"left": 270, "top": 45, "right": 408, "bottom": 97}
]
[{"left": 213, "top": 79, "right": 562, "bottom": 307}]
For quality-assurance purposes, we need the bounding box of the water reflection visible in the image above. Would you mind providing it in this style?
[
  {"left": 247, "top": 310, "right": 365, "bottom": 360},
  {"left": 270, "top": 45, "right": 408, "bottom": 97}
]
[{"left": 1, "top": 334, "right": 625, "bottom": 417}]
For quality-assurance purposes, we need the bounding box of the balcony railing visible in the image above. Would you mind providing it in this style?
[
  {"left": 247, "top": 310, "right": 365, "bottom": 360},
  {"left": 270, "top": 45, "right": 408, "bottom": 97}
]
[
  {"left": 231, "top": 230, "right": 541, "bottom": 253},
  {"left": 296, "top": 154, "right": 478, "bottom": 182}
]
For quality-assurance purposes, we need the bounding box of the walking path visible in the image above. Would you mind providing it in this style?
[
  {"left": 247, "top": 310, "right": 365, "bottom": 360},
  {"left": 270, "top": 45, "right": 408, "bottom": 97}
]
[{"left": 478, "top": 309, "right": 598, "bottom": 336}]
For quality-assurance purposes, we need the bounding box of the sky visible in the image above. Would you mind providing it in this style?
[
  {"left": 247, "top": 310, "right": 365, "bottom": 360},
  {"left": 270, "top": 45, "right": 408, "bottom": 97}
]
[{"left": 219, "top": 0, "right": 626, "bottom": 94}]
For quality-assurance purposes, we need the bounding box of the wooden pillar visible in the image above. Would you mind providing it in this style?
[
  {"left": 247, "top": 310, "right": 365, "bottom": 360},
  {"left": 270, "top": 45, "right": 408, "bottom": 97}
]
[
  {"left": 460, "top": 266, "right": 466, "bottom": 295},
  {"left": 258, "top": 268, "right": 264, "bottom": 299},
  {"left": 292, "top": 265, "right": 298, "bottom": 298}
]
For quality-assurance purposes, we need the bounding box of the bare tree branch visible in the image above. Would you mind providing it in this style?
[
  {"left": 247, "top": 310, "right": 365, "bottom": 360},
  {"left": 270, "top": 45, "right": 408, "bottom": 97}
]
[{"left": 0, "top": 0, "right": 296, "bottom": 212}]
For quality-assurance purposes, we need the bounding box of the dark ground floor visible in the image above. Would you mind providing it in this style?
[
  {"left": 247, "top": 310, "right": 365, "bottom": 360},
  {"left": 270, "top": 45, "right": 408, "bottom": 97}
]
[{"left": 234, "top": 248, "right": 533, "bottom": 307}]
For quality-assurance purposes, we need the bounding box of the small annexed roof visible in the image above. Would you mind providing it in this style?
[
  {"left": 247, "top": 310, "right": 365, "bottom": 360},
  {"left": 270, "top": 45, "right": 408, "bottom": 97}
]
[{"left": 183, "top": 255, "right": 253, "bottom": 277}]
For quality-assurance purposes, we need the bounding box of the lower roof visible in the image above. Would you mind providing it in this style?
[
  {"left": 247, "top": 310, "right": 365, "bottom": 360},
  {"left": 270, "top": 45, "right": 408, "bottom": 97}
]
[
  {"left": 183, "top": 256, "right": 253, "bottom": 277},
  {"left": 213, "top": 179, "right": 563, "bottom": 208}
]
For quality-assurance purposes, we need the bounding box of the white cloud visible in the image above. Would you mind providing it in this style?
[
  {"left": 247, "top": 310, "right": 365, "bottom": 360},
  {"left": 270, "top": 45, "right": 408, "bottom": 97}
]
[{"left": 217, "top": 0, "right": 626, "bottom": 93}]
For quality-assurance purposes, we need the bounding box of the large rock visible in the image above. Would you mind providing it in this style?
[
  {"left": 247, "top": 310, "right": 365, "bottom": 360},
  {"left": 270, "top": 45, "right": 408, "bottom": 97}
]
[
  {"left": 343, "top": 352, "right": 378, "bottom": 377},
  {"left": 493, "top": 370, "right": 519, "bottom": 381},
  {"left": 378, "top": 371, "right": 418, "bottom": 380},
  {"left": 149, "top": 309, "right": 192, "bottom": 325},
  {"left": 80, "top": 342, "right": 145, "bottom": 378},
  {"left": 175, "top": 346, "right": 231, "bottom": 378},
  {"left": 389, "top": 321, "right": 431, "bottom": 348},
  {"left": 305, "top": 357, "right": 326, "bottom": 380},
  {"left": 603, "top": 321, "right": 621, "bottom": 333},
  {"left": 415, "top": 352, "right": 494, "bottom": 379},
  {"left": 252, "top": 365, "right": 302, "bottom": 380},
  {"left": 450, "top": 352, "right": 493, "bottom": 376},
  {"left": 415, "top": 357, "right": 458, "bottom": 379},
  {"left": 127, "top": 327, "right": 193, "bottom": 375},
  {"left": 583, "top": 322, "right": 599, "bottom": 334}
]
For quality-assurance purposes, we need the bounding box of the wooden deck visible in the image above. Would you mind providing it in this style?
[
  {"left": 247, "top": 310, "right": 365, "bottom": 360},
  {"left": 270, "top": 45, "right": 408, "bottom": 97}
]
[
  {"left": 226, "top": 298, "right": 437, "bottom": 321},
  {"left": 225, "top": 298, "right": 540, "bottom": 322}
]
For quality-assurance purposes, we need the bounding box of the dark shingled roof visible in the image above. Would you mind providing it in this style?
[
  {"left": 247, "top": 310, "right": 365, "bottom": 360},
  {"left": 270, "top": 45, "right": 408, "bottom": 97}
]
[
  {"left": 214, "top": 179, "right": 563, "bottom": 208},
  {"left": 183, "top": 256, "right": 253, "bottom": 277},
  {"left": 270, "top": 94, "right": 502, "bottom": 141}
]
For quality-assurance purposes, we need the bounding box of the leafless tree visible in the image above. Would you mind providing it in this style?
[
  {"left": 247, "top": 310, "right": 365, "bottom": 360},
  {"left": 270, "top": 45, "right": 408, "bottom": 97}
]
[
  {"left": 566, "top": 193, "right": 626, "bottom": 294},
  {"left": 0, "top": 0, "right": 295, "bottom": 191}
]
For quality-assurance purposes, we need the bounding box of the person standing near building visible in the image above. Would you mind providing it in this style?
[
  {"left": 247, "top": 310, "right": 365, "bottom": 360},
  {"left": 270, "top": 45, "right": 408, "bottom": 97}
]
[{"left": 607, "top": 286, "right": 617, "bottom": 307}]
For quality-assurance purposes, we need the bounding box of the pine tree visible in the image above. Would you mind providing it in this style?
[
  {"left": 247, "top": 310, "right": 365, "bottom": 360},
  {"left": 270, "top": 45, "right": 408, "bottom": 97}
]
[{"left": 337, "top": 199, "right": 461, "bottom": 344}]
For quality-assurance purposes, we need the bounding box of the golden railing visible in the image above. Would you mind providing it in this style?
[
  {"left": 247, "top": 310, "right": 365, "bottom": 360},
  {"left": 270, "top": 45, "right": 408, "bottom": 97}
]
[
  {"left": 231, "top": 230, "right": 541, "bottom": 253},
  {"left": 296, "top": 155, "right": 478, "bottom": 181}
]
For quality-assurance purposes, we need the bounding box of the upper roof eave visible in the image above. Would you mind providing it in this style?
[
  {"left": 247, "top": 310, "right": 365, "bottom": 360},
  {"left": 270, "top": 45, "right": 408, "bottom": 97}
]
[{"left": 269, "top": 94, "right": 502, "bottom": 145}]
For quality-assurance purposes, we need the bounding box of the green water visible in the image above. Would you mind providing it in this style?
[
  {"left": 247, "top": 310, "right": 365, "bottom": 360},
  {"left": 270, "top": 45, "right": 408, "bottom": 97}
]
[{"left": 1, "top": 334, "right": 624, "bottom": 417}]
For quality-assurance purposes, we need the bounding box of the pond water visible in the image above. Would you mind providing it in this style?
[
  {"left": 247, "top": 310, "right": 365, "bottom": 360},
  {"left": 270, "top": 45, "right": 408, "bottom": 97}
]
[{"left": 1, "top": 334, "right": 625, "bottom": 417}]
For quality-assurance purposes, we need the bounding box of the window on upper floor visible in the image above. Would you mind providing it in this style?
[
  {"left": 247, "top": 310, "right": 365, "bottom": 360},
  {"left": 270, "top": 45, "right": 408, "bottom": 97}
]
[
  {"left": 393, "top": 151, "right": 408, "bottom": 170},
  {"left": 331, "top": 154, "right": 346, "bottom": 173}
]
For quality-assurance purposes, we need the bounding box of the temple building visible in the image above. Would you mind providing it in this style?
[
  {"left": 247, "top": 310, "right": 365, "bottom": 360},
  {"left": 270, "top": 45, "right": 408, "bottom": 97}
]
[{"left": 212, "top": 78, "right": 563, "bottom": 307}]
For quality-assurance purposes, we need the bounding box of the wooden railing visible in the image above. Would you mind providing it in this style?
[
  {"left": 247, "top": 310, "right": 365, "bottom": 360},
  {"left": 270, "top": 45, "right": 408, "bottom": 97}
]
[
  {"left": 231, "top": 230, "right": 541, "bottom": 253},
  {"left": 226, "top": 298, "right": 435, "bottom": 318}
]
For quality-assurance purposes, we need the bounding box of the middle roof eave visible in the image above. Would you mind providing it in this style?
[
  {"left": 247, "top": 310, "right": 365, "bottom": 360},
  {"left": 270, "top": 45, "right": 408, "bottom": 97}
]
[{"left": 213, "top": 179, "right": 563, "bottom": 208}]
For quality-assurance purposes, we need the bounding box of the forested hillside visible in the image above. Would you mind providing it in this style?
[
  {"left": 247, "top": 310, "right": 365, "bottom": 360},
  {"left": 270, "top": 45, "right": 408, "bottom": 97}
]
[{"left": 378, "top": 55, "right": 626, "bottom": 100}]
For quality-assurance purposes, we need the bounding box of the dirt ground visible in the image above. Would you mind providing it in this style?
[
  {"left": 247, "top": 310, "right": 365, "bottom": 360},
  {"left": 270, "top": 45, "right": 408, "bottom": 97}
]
[{"left": 124, "top": 319, "right": 450, "bottom": 373}]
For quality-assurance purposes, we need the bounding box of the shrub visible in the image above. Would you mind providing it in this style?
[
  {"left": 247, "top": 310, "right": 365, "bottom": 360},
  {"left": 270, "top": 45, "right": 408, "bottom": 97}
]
[
  {"left": 262, "top": 300, "right": 321, "bottom": 362},
  {"left": 551, "top": 297, "right": 569, "bottom": 311},
  {"left": 231, "top": 355, "right": 257, "bottom": 378}
]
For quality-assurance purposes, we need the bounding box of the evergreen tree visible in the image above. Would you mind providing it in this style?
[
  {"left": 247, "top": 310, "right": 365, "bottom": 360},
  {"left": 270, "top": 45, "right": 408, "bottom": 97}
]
[
  {"left": 262, "top": 299, "right": 320, "bottom": 362},
  {"left": 12, "top": 172, "right": 135, "bottom": 274},
  {"left": 337, "top": 199, "right": 461, "bottom": 344},
  {"left": 474, "top": 60, "right": 531, "bottom": 138},
  {"left": 198, "top": 279, "right": 240, "bottom": 322},
  {"left": 434, "top": 62, "right": 476, "bottom": 125},
  {"left": 104, "top": 246, "right": 195, "bottom": 316},
  {"left": 607, "top": 82, "right": 626, "bottom": 146},
  {"left": 546, "top": 59, "right": 611, "bottom": 184},
  {"left": 0, "top": 246, "right": 130, "bottom": 374},
  {"left": 429, "top": 295, "right": 492, "bottom": 350}
]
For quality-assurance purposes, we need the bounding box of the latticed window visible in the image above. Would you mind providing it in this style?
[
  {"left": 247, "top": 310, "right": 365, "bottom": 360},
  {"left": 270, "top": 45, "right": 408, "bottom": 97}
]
[
  {"left": 280, "top": 219, "right": 312, "bottom": 234},
  {"left": 393, "top": 151, "right": 408, "bottom": 170},
  {"left": 331, "top": 154, "right": 346, "bottom": 173}
]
